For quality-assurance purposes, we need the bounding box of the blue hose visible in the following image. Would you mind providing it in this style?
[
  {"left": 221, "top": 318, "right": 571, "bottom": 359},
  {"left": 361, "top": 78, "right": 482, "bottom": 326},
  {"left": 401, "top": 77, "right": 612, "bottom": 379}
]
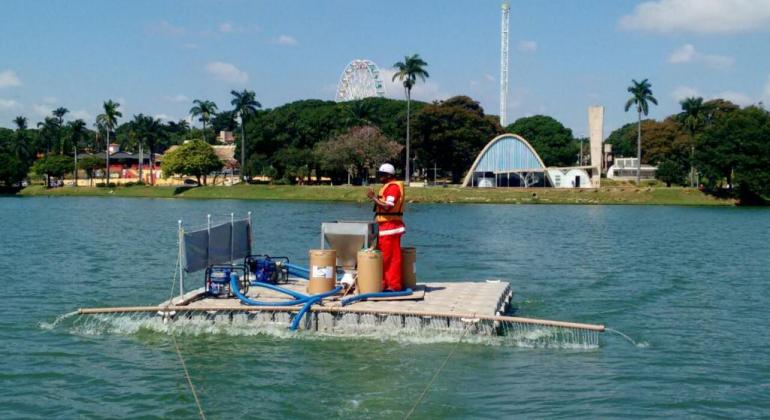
[
  {"left": 285, "top": 263, "right": 310, "bottom": 279},
  {"left": 250, "top": 281, "right": 309, "bottom": 300},
  {"left": 284, "top": 263, "right": 344, "bottom": 281},
  {"left": 230, "top": 273, "right": 341, "bottom": 330},
  {"left": 341, "top": 288, "right": 414, "bottom": 306}
]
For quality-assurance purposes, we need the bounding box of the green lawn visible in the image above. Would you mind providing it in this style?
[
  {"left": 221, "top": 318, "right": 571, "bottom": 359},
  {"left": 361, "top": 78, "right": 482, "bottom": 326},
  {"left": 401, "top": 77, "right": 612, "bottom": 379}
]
[{"left": 18, "top": 184, "right": 735, "bottom": 206}]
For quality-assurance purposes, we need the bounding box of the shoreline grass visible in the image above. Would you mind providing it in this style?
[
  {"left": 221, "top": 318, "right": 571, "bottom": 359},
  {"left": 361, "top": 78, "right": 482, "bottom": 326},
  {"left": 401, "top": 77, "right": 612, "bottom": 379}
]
[{"left": 17, "top": 184, "right": 736, "bottom": 206}]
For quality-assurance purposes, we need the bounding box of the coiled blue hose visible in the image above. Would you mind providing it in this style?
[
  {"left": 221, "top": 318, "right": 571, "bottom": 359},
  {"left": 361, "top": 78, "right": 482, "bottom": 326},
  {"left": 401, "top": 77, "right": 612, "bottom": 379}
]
[
  {"left": 340, "top": 288, "right": 414, "bottom": 306},
  {"left": 230, "top": 273, "right": 341, "bottom": 330}
]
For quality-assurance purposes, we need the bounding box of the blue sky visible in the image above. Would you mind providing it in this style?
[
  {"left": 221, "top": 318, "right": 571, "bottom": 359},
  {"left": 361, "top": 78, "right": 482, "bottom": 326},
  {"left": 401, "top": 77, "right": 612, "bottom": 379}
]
[{"left": 2, "top": 0, "right": 770, "bottom": 137}]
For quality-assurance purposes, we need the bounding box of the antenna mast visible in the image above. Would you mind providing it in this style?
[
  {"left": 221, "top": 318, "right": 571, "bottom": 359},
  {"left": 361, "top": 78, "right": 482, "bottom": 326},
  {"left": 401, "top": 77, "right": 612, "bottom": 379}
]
[{"left": 499, "top": 0, "right": 510, "bottom": 127}]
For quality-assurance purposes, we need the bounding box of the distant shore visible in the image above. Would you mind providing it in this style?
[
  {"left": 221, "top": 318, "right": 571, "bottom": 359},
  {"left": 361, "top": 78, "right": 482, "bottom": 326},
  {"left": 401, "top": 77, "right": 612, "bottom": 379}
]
[{"left": 16, "top": 184, "right": 735, "bottom": 206}]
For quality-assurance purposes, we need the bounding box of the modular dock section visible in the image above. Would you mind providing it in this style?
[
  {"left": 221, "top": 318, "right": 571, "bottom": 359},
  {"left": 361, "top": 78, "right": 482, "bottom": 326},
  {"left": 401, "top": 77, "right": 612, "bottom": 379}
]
[{"left": 157, "top": 280, "right": 514, "bottom": 334}]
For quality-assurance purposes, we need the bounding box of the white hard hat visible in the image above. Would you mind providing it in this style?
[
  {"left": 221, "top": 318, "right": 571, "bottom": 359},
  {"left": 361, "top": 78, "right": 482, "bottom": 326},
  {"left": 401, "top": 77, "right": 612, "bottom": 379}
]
[{"left": 378, "top": 163, "right": 396, "bottom": 175}]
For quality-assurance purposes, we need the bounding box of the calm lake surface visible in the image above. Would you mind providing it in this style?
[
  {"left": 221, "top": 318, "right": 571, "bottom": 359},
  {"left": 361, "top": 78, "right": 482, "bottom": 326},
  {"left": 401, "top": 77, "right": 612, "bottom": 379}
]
[{"left": 1, "top": 197, "right": 769, "bottom": 418}]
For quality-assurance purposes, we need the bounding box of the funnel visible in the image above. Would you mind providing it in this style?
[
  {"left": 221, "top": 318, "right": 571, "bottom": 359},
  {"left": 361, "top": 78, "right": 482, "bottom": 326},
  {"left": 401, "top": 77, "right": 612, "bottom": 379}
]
[{"left": 321, "top": 221, "right": 377, "bottom": 269}]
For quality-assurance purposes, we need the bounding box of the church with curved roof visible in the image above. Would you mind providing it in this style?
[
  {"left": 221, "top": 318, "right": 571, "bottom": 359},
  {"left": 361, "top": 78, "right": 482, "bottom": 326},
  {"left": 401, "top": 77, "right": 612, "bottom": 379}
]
[{"left": 462, "top": 133, "right": 594, "bottom": 188}]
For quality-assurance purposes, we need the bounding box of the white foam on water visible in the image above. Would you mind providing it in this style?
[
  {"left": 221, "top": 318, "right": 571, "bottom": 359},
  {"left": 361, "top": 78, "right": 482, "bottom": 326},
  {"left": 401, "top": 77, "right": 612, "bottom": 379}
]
[{"left": 57, "top": 312, "right": 601, "bottom": 349}]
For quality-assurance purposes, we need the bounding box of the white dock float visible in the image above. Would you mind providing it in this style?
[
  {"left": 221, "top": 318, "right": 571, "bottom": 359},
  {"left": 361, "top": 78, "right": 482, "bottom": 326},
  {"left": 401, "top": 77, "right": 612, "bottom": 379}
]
[{"left": 160, "top": 279, "right": 513, "bottom": 335}]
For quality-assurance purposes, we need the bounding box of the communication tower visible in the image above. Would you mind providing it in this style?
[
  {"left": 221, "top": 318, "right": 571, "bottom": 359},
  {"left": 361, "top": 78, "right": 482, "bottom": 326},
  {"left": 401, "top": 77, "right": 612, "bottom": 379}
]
[{"left": 499, "top": 1, "right": 510, "bottom": 127}]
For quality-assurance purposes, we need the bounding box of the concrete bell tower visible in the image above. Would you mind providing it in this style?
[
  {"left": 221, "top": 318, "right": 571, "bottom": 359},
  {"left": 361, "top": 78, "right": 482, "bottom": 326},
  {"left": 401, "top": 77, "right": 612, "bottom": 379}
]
[{"left": 588, "top": 106, "right": 604, "bottom": 187}]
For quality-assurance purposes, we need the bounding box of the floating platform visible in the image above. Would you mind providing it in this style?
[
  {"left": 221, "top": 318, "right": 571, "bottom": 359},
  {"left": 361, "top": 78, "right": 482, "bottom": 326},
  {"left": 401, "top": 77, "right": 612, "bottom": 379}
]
[{"left": 154, "top": 279, "right": 514, "bottom": 335}]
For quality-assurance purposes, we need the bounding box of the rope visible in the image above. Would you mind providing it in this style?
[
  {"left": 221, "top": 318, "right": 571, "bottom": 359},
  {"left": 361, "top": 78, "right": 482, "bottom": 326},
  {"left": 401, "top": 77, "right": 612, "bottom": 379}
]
[
  {"left": 403, "top": 323, "right": 470, "bottom": 419},
  {"left": 171, "top": 332, "right": 206, "bottom": 420},
  {"left": 167, "top": 252, "right": 180, "bottom": 303}
]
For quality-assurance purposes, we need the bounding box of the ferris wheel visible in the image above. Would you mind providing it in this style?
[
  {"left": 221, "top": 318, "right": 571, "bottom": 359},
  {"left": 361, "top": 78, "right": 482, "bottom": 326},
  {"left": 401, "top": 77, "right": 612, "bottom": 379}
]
[{"left": 335, "top": 59, "right": 386, "bottom": 102}]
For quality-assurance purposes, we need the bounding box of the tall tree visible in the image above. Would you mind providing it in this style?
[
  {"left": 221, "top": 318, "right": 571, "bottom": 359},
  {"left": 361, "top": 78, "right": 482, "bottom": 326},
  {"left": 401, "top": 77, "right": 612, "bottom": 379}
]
[
  {"left": 11, "top": 116, "right": 32, "bottom": 163},
  {"left": 97, "top": 100, "right": 122, "bottom": 184},
  {"left": 68, "top": 119, "right": 87, "bottom": 186},
  {"left": 13, "top": 116, "right": 27, "bottom": 131},
  {"left": 52, "top": 107, "right": 68, "bottom": 124},
  {"left": 677, "top": 97, "right": 714, "bottom": 187},
  {"left": 131, "top": 114, "right": 164, "bottom": 184},
  {"left": 52, "top": 107, "right": 69, "bottom": 154},
  {"left": 189, "top": 99, "right": 218, "bottom": 143},
  {"left": 230, "top": 89, "right": 261, "bottom": 180},
  {"left": 392, "top": 54, "right": 429, "bottom": 185},
  {"left": 161, "top": 140, "right": 221, "bottom": 185},
  {"left": 624, "top": 78, "right": 658, "bottom": 185}
]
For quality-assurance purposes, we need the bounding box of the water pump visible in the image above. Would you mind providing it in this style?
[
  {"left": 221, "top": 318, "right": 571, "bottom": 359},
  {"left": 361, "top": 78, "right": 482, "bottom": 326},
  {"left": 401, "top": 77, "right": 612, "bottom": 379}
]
[
  {"left": 245, "top": 255, "right": 289, "bottom": 284},
  {"left": 205, "top": 264, "right": 248, "bottom": 298}
]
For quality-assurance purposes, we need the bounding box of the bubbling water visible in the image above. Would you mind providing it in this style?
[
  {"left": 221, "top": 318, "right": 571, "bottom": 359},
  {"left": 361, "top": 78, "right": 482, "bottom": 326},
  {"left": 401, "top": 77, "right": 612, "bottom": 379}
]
[{"left": 47, "top": 310, "right": 602, "bottom": 349}]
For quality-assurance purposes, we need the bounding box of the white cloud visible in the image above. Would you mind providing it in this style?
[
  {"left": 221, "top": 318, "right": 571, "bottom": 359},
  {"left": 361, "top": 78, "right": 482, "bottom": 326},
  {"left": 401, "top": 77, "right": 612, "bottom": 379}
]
[
  {"left": 517, "top": 40, "right": 537, "bottom": 53},
  {"left": 154, "top": 113, "right": 174, "bottom": 121},
  {"left": 668, "top": 44, "right": 696, "bottom": 63},
  {"left": 0, "top": 70, "right": 21, "bottom": 88},
  {"left": 672, "top": 85, "right": 699, "bottom": 101},
  {"left": 620, "top": 0, "right": 770, "bottom": 34},
  {"left": 380, "top": 68, "right": 449, "bottom": 102},
  {"left": 32, "top": 104, "right": 52, "bottom": 117},
  {"left": 717, "top": 90, "right": 754, "bottom": 106},
  {"left": 0, "top": 98, "right": 20, "bottom": 110},
  {"left": 469, "top": 80, "right": 479, "bottom": 87},
  {"left": 219, "top": 22, "right": 234, "bottom": 33},
  {"left": 42, "top": 96, "right": 58, "bottom": 105},
  {"left": 668, "top": 44, "right": 734, "bottom": 69},
  {"left": 274, "top": 35, "right": 298, "bottom": 46},
  {"left": 205, "top": 61, "right": 249, "bottom": 83},
  {"left": 484, "top": 74, "right": 495, "bottom": 82},
  {"left": 162, "top": 94, "right": 189, "bottom": 103},
  {"left": 70, "top": 110, "right": 92, "bottom": 121},
  {"left": 147, "top": 20, "right": 185, "bottom": 37}
]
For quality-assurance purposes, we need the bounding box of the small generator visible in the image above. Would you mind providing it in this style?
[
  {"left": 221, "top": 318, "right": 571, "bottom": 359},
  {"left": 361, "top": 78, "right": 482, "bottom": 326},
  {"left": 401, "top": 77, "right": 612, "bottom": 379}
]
[
  {"left": 205, "top": 264, "right": 249, "bottom": 298},
  {"left": 245, "top": 255, "right": 289, "bottom": 284}
]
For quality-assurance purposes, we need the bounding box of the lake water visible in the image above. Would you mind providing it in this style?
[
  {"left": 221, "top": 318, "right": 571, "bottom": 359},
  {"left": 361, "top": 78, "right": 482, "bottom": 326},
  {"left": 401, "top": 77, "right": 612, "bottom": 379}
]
[{"left": 1, "top": 197, "right": 769, "bottom": 418}]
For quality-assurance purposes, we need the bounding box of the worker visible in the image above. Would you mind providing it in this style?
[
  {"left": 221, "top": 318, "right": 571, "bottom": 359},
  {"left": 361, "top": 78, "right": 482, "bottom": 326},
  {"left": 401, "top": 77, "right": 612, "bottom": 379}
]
[{"left": 366, "top": 163, "right": 405, "bottom": 291}]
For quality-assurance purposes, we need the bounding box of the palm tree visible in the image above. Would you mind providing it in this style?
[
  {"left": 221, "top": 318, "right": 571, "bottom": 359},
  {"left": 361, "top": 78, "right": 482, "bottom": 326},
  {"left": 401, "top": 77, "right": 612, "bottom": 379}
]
[
  {"left": 51, "top": 107, "right": 69, "bottom": 154},
  {"left": 37, "top": 116, "right": 59, "bottom": 158},
  {"left": 392, "top": 54, "right": 429, "bottom": 185},
  {"left": 677, "top": 97, "right": 713, "bottom": 187},
  {"left": 624, "top": 79, "right": 658, "bottom": 185},
  {"left": 132, "top": 114, "right": 164, "bottom": 185},
  {"left": 68, "top": 119, "right": 87, "bottom": 186},
  {"left": 11, "top": 116, "right": 32, "bottom": 163},
  {"left": 13, "top": 116, "right": 27, "bottom": 131},
  {"left": 53, "top": 107, "right": 68, "bottom": 124},
  {"left": 230, "top": 89, "right": 261, "bottom": 180},
  {"left": 189, "top": 99, "right": 218, "bottom": 143},
  {"left": 97, "top": 100, "right": 122, "bottom": 184}
]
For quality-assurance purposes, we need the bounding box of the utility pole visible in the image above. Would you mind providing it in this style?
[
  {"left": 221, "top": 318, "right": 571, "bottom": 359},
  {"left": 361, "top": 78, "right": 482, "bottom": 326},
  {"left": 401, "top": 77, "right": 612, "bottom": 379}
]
[{"left": 138, "top": 141, "right": 144, "bottom": 183}]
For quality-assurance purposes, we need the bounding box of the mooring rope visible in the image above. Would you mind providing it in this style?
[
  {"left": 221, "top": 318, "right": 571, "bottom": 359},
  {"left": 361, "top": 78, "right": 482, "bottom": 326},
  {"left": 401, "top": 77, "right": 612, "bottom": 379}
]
[
  {"left": 171, "top": 332, "right": 206, "bottom": 420},
  {"left": 404, "top": 323, "right": 470, "bottom": 419},
  {"left": 167, "top": 251, "right": 180, "bottom": 303}
]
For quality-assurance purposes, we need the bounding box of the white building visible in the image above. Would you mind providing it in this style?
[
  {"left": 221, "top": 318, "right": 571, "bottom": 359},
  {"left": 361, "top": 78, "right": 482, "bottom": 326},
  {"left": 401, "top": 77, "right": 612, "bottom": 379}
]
[{"left": 607, "top": 158, "right": 657, "bottom": 180}]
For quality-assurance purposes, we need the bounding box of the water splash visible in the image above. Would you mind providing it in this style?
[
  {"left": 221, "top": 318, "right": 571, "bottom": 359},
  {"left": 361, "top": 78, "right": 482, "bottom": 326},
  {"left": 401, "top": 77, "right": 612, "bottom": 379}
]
[
  {"left": 65, "top": 312, "right": 596, "bottom": 349},
  {"left": 605, "top": 328, "right": 644, "bottom": 347},
  {"left": 38, "top": 311, "right": 79, "bottom": 330}
]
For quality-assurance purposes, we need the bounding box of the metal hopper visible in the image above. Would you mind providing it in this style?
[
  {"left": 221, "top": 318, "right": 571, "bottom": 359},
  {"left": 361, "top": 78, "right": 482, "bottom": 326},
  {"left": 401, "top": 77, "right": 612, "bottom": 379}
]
[{"left": 321, "top": 221, "right": 377, "bottom": 269}]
